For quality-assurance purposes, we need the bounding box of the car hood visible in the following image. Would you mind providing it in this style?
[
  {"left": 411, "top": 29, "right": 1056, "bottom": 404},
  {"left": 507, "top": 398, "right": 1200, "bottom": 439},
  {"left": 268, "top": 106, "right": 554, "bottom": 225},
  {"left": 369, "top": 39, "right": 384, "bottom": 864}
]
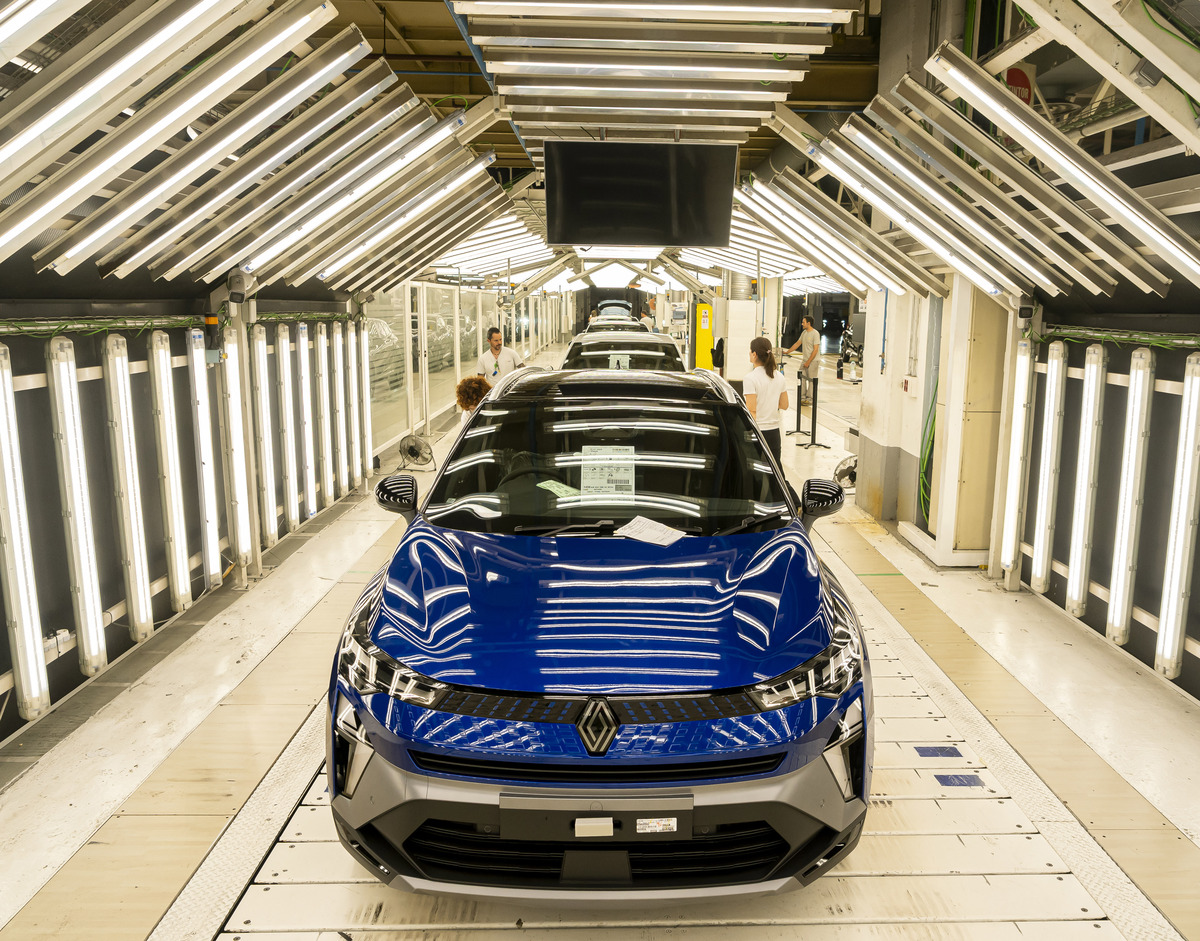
[{"left": 371, "top": 521, "right": 831, "bottom": 695}]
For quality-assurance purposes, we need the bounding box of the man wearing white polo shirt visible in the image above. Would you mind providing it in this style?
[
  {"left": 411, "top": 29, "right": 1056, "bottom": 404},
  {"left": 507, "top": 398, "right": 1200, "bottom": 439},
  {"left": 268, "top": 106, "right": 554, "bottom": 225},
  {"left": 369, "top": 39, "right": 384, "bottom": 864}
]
[{"left": 476, "top": 326, "right": 524, "bottom": 381}]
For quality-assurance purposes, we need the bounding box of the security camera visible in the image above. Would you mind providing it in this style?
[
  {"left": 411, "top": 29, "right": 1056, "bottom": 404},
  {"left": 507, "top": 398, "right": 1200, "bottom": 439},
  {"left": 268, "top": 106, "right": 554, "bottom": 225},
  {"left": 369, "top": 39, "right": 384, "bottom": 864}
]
[
  {"left": 227, "top": 271, "right": 249, "bottom": 305},
  {"left": 353, "top": 289, "right": 375, "bottom": 306}
]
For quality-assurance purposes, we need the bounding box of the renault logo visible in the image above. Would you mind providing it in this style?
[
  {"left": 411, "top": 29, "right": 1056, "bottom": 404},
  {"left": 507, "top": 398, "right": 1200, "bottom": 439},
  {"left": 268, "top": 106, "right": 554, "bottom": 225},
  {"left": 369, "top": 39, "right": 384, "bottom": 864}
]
[{"left": 577, "top": 698, "right": 619, "bottom": 756}]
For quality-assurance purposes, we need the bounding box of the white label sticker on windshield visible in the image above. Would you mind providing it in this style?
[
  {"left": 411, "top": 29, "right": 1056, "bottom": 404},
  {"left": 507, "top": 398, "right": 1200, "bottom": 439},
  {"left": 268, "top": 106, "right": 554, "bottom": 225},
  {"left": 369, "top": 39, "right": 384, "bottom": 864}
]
[
  {"left": 581, "top": 445, "right": 635, "bottom": 494},
  {"left": 537, "top": 480, "right": 580, "bottom": 498},
  {"left": 609, "top": 353, "right": 631, "bottom": 369}
]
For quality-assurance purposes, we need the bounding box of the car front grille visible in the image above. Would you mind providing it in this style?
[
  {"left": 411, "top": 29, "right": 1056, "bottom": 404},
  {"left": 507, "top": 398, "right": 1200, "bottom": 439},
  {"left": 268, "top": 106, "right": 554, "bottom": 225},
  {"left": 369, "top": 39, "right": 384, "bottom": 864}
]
[
  {"left": 431, "top": 688, "right": 763, "bottom": 725},
  {"left": 408, "top": 750, "right": 785, "bottom": 784},
  {"left": 403, "top": 819, "right": 790, "bottom": 889}
]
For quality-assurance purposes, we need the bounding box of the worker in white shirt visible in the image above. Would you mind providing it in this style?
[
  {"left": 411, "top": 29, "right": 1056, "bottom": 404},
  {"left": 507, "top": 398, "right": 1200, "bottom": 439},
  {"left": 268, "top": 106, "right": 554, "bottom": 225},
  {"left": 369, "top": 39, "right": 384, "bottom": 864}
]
[{"left": 476, "top": 326, "right": 524, "bottom": 380}]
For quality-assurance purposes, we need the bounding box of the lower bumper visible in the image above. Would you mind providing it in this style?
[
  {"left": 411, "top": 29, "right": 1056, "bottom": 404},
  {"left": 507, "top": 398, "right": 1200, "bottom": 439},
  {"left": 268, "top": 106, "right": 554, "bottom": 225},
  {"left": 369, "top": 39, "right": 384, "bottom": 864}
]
[{"left": 329, "top": 743, "right": 868, "bottom": 902}]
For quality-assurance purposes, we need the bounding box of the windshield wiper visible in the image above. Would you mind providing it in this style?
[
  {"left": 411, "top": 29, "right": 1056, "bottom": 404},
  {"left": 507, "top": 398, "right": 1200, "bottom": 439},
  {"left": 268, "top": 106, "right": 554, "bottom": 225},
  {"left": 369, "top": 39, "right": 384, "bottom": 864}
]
[
  {"left": 713, "top": 511, "right": 793, "bottom": 537},
  {"left": 514, "top": 519, "right": 617, "bottom": 537}
]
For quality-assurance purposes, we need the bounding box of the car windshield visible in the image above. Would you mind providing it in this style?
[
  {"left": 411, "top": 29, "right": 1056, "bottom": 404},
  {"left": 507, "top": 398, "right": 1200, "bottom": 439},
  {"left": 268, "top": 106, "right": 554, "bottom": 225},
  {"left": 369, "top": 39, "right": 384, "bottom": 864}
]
[{"left": 424, "top": 396, "right": 790, "bottom": 535}]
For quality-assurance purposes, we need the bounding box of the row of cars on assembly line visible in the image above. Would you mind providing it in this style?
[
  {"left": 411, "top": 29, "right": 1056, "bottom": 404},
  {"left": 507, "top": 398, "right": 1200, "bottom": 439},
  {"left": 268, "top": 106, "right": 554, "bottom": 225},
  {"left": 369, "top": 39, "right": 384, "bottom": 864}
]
[{"left": 325, "top": 293, "right": 872, "bottom": 902}]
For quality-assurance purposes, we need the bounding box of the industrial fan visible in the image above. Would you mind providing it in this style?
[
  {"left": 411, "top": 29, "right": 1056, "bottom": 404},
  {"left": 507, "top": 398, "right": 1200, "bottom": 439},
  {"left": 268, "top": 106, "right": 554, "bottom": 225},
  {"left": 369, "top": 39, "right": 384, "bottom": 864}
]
[
  {"left": 397, "top": 434, "right": 437, "bottom": 471},
  {"left": 833, "top": 454, "right": 857, "bottom": 491}
]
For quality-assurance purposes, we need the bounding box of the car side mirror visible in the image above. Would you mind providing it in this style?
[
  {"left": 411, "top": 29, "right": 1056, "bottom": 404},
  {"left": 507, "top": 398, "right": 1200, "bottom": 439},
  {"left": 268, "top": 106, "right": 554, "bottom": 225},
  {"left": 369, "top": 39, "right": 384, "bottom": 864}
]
[
  {"left": 375, "top": 473, "right": 418, "bottom": 521},
  {"left": 801, "top": 478, "right": 843, "bottom": 529}
]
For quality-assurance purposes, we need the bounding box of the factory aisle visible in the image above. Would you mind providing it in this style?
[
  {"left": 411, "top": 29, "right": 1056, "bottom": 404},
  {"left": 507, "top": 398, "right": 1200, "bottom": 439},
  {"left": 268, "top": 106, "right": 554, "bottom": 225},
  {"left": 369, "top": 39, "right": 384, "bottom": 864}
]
[{"left": 2, "top": 363, "right": 1199, "bottom": 941}]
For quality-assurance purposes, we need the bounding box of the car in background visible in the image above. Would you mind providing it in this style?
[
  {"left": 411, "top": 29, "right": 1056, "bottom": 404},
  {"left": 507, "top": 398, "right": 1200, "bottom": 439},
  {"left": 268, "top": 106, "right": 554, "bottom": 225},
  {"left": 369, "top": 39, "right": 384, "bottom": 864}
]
[
  {"left": 597, "top": 299, "right": 635, "bottom": 316},
  {"left": 585, "top": 318, "right": 651, "bottom": 334},
  {"left": 562, "top": 331, "right": 684, "bottom": 371},
  {"left": 327, "top": 369, "right": 871, "bottom": 902}
]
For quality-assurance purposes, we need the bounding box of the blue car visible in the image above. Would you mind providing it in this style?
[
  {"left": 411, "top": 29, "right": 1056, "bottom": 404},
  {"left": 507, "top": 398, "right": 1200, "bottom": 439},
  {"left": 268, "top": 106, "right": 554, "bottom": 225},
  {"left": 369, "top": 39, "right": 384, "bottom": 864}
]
[{"left": 328, "top": 369, "right": 871, "bottom": 901}]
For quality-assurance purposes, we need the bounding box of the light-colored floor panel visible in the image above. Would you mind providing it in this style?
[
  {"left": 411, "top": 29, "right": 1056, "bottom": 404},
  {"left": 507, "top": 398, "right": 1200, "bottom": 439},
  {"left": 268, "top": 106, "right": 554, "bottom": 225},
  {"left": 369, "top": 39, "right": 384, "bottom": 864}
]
[
  {"left": 281, "top": 804, "right": 340, "bottom": 842},
  {"left": 223, "top": 633, "right": 341, "bottom": 707},
  {"left": 870, "top": 677, "right": 927, "bottom": 697},
  {"left": 872, "top": 741, "right": 985, "bottom": 769},
  {"left": 225, "top": 873, "right": 1103, "bottom": 933},
  {"left": 872, "top": 695, "right": 944, "bottom": 718},
  {"left": 874, "top": 716, "right": 963, "bottom": 742},
  {"left": 863, "top": 798, "right": 1034, "bottom": 835},
  {"left": 303, "top": 775, "right": 330, "bottom": 806},
  {"left": 871, "top": 767, "right": 1006, "bottom": 799},
  {"left": 833, "top": 833, "right": 1066, "bottom": 876},
  {"left": 217, "top": 924, "right": 1123, "bottom": 941}
]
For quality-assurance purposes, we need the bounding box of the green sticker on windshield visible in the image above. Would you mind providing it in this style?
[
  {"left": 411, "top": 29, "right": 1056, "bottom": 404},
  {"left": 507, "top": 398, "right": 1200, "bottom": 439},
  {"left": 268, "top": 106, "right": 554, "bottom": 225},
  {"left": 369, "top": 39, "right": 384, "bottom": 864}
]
[{"left": 537, "top": 480, "right": 580, "bottom": 498}]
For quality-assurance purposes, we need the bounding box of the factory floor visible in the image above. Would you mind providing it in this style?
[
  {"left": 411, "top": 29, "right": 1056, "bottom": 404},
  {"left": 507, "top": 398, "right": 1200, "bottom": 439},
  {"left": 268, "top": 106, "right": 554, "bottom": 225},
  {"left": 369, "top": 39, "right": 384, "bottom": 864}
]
[{"left": 2, "top": 353, "right": 1199, "bottom": 941}]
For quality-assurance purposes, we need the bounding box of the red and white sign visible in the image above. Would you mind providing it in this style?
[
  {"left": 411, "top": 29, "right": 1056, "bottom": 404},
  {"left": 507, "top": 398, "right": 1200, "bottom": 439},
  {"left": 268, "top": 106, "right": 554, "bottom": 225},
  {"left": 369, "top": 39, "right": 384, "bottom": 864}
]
[{"left": 1005, "top": 64, "right": 1036, "bottom": 107}]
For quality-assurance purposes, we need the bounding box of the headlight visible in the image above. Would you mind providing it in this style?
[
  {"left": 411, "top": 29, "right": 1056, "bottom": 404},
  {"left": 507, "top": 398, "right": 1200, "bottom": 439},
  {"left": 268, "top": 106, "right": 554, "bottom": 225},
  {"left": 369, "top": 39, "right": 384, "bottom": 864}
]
[
  {"left": 749, "top": 572, "right": 863, "bottom": 711},
  {"left": 336, "top": 582, "right": 448, "bottom": 709}
]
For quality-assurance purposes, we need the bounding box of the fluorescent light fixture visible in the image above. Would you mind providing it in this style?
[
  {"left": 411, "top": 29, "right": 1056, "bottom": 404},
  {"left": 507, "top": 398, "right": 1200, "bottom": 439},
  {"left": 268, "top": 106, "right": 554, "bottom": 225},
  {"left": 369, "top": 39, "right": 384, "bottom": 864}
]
[
  {"left": 316, "top": 153, "right": 497, "bottom": 281},
  {"left": 148, "top": 331, "right": 193, "bottom": 613},
  {"left": 103, "top": 335, "right": 153, "bottom": 642},
  {"left": 0, "top": 0, "right": 87, "bottom": 64},
  {"left": 296, "top": 323, "right": 318, "bottom": 517},
  {"left": 331, "top": 322, "right": 349, "bottom": 497},
  {"left": 241, "top": 112, "right": 466, "bottom": 275},
  {"left": 1030, "top": 341, "right": 1067, "bottom": 593},
  {"left": 250, "top": 325, "right": 279, "bottom": 548},
  {"left": 1106, "top": 347, "right": 1154, "bottom": 645},
  {"left": 1066, "top": 344, "right": 1107, "bottom": 617},
  {"left": 221, "top": 326, "right": 255, "bottom": 567},
  {"left": 45, "top": 27, "right": 372, "bottom": 274},
  {"left": 345, "top": 321, "right": 364, "bottom": 489},
  {"left": 1156, "top": 351, "right": 1200, "bottom": 679},
  {"left": 926, "top": 42, "right": 1200, "bottom": 288},
  {"left": 0, "top": 0, "right": 333, "bottom": 265},
  {"left": 102, "top": 61, "right": 397, "bottom": 280},
  {"left": 451, "top": 1, "right": 857, "bottom": 22},
  {"left": 485, "top": 52, "right": 807, "bottom": 80},
  {"left": 839, "top": 117, "right": 1066, "bottom": 296},
  {"left": 275, "top": 324, "right": 301, "bottom": 533},
  {"left": 496, "top": 79, "right": 788, "bottom": 100},
  {"left": 574, "top": 245, "right": 665, "bottom": 261},
  {"left": 162, "top": 90, "right": 422, "bottom": 282},
  {"left": 45, "top": 337, "right": 106, "bottom": 675},
  {"left": 358, "top": 319, "right": 373, "bottom": 479},
  {"left": 187, "top": 328, "right": 222, "bottom": 588},
  {"left": 314, "top": 323, "right": 335, "bottom": 509},
  {"left": 814, "top": 138, "right": 1015, "bottom": 296},
  {"left": 1000, "top": 338, "right": 1035, "bottom": 571},
  {"left": 0, "top": 342, "right": 50, "bottom": 718}
]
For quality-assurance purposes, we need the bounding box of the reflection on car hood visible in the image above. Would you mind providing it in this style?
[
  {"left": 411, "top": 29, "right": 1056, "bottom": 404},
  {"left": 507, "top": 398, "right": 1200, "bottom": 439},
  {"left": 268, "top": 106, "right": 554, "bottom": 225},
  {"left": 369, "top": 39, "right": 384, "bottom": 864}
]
[{"left": 372, "top": 520, "right": 830, "bottom": 695}]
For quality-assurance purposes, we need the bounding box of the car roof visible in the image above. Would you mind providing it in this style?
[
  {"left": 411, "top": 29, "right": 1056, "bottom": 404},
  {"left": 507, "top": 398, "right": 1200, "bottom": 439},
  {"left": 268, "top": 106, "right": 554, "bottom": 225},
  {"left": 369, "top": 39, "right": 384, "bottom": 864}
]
[{"left": 495, "top": 368, "right": 737, "bottom": 403}]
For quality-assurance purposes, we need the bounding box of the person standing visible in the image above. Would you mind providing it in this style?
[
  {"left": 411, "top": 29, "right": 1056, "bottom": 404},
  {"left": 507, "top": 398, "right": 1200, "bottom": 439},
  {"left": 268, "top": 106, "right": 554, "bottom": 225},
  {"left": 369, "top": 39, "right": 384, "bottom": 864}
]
[
  {"left": 640, "top": 308, "right": 654, "bottom": 330},
  {"left": 786, "top": 315, "right": 820, "bottom": 404},
  {"left": 476, "top": 326, "right": 524, "bottom": 381},
  {"left": 744, "top": 336, "right": 788, "bottom": 465}
]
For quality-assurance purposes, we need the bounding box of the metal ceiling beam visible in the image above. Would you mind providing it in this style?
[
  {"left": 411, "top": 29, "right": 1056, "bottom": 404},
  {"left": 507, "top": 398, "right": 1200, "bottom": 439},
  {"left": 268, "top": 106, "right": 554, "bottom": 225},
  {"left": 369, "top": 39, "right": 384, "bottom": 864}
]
[
  {"left": 655, "top": 254, "right": 715, "bottom": 300},
  {"left": 468, "top": 18, "right": 832, "bottom": 54},
  {"left": 976, "top": 25, "right": 1050, "bottom": 75},
  {"left": 449, "top": 0, "right": 857, "bottom": 23}
]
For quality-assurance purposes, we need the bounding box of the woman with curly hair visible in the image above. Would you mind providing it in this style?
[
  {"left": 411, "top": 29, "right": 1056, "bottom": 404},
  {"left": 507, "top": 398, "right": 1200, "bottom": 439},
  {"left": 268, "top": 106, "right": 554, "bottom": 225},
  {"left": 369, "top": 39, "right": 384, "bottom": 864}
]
[{"left": 456, "top": 375, "right": 491, "bottom": 424}]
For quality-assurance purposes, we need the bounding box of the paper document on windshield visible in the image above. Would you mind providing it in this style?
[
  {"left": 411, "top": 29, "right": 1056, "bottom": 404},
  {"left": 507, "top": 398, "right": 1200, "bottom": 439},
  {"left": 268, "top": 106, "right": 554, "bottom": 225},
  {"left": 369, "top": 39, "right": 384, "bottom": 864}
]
[
  {"left": 616, "top": 516, "right": 685, "bottom": 546},
  {"left": 581, "top": 445, "right": 635, "bottom": 494}
]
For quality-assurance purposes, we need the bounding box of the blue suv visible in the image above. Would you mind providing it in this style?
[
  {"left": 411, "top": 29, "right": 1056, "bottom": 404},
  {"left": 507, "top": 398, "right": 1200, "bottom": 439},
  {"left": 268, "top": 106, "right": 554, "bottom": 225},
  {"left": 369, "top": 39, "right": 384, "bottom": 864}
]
[{"left": 328, "top": 369, "right": 871, "bottom": 901}]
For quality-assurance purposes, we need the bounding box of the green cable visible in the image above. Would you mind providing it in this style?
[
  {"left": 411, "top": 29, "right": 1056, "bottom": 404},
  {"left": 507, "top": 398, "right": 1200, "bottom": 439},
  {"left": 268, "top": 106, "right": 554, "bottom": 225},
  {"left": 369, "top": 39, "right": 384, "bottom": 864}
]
[
  {"left": 1139, "top": 0, "right": 1200, "bottom": 115},
  {"left": 432, "top": 95, "right": 470, "bottom": 109},
  {"left": 918, "top": 375, "right": 938, "bottom": 521}
]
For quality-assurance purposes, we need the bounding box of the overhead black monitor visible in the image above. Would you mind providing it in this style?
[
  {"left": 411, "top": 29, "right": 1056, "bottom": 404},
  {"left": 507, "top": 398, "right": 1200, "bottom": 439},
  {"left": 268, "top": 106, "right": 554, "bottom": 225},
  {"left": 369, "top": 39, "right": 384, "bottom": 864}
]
[{"left": 545, "top": 141, "right": 737, "bottom": 248}]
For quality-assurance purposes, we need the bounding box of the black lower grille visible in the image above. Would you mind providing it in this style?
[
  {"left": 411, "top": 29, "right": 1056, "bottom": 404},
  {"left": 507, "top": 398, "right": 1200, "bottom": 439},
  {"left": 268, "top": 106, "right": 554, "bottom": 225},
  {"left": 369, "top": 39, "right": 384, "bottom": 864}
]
[
  {"left": 409, "top": 750, "right": 785, "bottom": 783},
  {"left": 403, "top": 819, "right": 790, "bottom": 888}
]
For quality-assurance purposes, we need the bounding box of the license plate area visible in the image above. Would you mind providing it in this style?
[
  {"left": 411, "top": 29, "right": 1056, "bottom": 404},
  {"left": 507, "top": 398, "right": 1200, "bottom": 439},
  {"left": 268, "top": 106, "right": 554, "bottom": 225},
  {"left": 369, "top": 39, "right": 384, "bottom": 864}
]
[{"left": 499, "top": 794, "right": 694, "bottom": 842}]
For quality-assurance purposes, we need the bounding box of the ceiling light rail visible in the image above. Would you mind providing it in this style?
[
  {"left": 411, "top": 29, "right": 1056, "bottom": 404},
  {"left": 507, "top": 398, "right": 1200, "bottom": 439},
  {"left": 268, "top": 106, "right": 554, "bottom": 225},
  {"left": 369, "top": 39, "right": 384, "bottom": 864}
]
[
  {"left": 467, "top": 18, "right": 832, "bottom": 54},
  {"left": 450, "top": 1, "right": 857, "bottom": 23}
]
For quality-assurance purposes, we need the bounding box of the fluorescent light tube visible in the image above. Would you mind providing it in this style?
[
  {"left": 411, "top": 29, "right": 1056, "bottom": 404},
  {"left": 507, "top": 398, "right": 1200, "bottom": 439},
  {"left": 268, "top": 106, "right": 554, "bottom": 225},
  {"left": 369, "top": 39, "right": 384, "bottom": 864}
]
[
  {"left": 314, "top": 323, "right": 335, "bottom": 509},
  {"left": 332, "top": 322, "right": 349, "bottom": 497},
  {"left": 358, "top": 320, "right": 373, "bottom": 480},
  {"left": 46, "top": 27, "right": 372, "bottom": 273},
  {"left": 103, "top": 335, "right": 154, "bottom": 642},
  {"left": 0, "top": 342, "right": 51, "bottom": 718},
  {"left": 275, "top": 324, "right": 300, "bottom": 533},
  {"left": 1001, "top": 338, "right": 1035, "bottom": 571},
  {"left": 221, "top": 326, "right": 255, "bottom": 567},
  {"left": 241, "top": 113, "right": 466, "bottom": 275},
  {"left": 250, "top": 325, "right": 279, "bottom": 548},
  {"left": 316, "top": 154, "right": 497, "bottom": 281},
  {"left": 0, "top": 0, "right": 89, "bottom": 65},
  {"left": 1156, "top": 351, "right": 1200, "bottom": 679},
  {"left": 451, "top": 1, "right": 857, "bottom": 22},
  {"left": 1030, "top": 341, "right": 1067, "bottom": 593},
  {"left": 926, "top": 42, "right": 1200, "bottom": 288},
  {"left": 46, "top": 337, "right": 106, "bottom": 675},
  {"left": 345, "top": 321, "right": 364, "bottom": 489},
  {"left": 148, "top": 331, "right": 193, "bottom": 613},
  {"left": 1106, "top": 347, "right": 1154, "bottom": 645},
  {"left": 187, "top": 328, "right": 222, "bottom": 588},
  {"left": 296, "top": 323, "right": 318, "bottom": 517},
  {"left": 1066, "top": 344, "right": 1107, "bottom": 617}
]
